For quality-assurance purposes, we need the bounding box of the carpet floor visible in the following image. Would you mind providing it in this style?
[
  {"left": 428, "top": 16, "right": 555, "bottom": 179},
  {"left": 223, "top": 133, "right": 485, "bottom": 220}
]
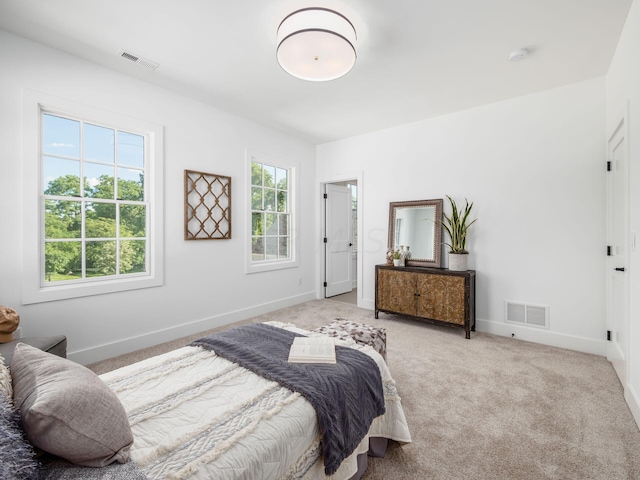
[{"left": 88, "top": 299, "right": 640, "bottom": 480}]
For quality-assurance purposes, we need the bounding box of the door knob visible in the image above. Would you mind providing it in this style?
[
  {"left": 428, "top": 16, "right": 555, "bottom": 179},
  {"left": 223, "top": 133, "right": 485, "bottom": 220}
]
[{"left": 615, "top": 267, "right": 626, "bottom": 272}]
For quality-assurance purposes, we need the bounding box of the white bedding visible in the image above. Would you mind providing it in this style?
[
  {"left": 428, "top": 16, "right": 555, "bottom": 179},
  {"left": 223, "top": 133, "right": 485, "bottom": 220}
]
[{"left": 100, "top": 322, "right": 412, "bottom": 480}]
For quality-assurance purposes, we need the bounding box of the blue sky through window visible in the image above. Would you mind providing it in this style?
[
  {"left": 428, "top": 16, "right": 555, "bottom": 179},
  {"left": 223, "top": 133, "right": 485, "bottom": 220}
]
[{"left": 42, "top": 113, "right": 144, "bottom": 194}]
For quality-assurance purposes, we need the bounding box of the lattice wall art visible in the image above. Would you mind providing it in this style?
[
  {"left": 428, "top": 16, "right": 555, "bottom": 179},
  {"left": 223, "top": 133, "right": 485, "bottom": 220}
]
[{"left": 184, "top": 170, "right": 231, "bottom": 240}]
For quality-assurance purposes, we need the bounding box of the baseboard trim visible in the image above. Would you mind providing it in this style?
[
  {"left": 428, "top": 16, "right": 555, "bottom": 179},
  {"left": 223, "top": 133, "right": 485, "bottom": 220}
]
[
  {"left": 626, "top": 383, "right": 640, "bottom": 430},
  {"left": 358, "top": 311, "right": 605, "bottom": 355},
  {"left": 69, "top": 291, "right": 317, "bottom": 365},
  {"left": 360, "top": 298, "right": 375, "bottom": 310},
  {"left": 477, "top": 319, "right": 607, "bottom": 356}
]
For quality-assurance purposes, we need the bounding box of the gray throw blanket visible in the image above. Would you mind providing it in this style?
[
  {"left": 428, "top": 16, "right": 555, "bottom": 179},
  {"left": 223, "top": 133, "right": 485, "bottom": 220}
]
[{"left": 189, "top": 323, "right": 385, "bottom": 475}]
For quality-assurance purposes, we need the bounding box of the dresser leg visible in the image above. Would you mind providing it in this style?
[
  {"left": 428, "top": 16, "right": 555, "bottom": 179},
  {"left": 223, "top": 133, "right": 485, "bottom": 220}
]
[{"left": 375, "top": 310, "right": 379, "bottom": 319}]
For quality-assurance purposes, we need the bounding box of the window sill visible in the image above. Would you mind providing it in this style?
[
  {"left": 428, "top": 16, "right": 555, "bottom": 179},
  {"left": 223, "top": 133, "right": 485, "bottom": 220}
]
[
  {"left": 245, "top": 258, "right": 299, "bottom": 274},
  {"left": 22, "top": 274, "right": 163, "bottom": 304}
]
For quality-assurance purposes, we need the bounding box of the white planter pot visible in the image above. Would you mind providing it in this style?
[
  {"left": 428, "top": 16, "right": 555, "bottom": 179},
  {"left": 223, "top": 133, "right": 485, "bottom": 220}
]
[
  {"left": 448, "top": 253, "right": 468, "bottom": 271},
  {"left": 393, "top": 259, "right": 402, "bottom": 267}
]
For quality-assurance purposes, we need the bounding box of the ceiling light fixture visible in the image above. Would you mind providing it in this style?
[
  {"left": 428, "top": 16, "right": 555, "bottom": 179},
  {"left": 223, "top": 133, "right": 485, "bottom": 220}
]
[
  {"left": 276, "top": 7, "right": 357, "bottom": 82},
  {"left": 508, "top": 48, "right": 529, "bottom": 62}
]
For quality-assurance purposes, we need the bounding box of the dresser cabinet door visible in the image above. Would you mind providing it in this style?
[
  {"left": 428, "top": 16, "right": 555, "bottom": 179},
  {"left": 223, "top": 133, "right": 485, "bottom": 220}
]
[
  {"left": 416, "top": 274, "right": 466, "bottom": 325},
  {"left": 377, "top": 268, "right": 417, "bottom": 316}
]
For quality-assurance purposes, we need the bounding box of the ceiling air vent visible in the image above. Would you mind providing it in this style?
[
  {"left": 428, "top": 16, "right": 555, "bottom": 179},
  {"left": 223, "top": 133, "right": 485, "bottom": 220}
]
[
  {"left": 505, "top": 301, "right": 549, "bottom": 329},
  {"left": 118, "top": 50, "right": 159, "bottom": 71}
]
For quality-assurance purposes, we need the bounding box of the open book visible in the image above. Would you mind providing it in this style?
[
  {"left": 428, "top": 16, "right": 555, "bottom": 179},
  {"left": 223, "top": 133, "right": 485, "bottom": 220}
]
[{"left": 288, "top": 336, "right": 336, "bottom": 364}]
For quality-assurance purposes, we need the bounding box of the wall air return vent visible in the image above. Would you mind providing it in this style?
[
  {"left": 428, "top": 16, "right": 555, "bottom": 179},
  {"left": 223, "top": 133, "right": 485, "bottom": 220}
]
[
  {"left": 118, "top": 50, "right": 159, "bottom": 71},
  {"left": 504, "top": 301, "right": 549, "bottom": 329}
]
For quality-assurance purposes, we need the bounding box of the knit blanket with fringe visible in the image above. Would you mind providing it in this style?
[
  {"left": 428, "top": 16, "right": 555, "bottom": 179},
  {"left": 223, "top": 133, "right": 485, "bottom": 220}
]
[{"left": 189, "top": 323, "right": 385, "bottom": 475}]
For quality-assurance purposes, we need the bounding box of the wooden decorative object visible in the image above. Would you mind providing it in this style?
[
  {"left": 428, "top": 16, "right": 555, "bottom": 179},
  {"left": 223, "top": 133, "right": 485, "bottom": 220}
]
[
  {"left": 184, "top": 170, "right": 231, "bottom": 240},
  {"left": 388, "top": 199, "right": 443, "bottom": 268},
  {"left": 375, "top": 264, "right": 476, "bottom": 338}
]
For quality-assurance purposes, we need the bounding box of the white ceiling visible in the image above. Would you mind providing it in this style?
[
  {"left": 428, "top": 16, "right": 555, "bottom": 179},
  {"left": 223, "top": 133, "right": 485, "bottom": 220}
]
[{"left": 0, "top": 0, "right": 632, "bottom": 144}]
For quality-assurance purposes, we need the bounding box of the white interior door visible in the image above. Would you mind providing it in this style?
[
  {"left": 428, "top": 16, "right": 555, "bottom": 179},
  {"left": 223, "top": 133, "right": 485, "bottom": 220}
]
[
  {"left": 324, "top": 184, "right": 352, "bottom": 297},
  {"left": 606, "top": 117, "right": 629, "bottom": 387}
]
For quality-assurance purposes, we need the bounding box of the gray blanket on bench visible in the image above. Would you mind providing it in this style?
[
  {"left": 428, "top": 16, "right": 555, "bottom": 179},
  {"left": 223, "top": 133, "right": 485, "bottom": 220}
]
[{"left": 190, "top": 323, "right": 385, "bottom": 475}]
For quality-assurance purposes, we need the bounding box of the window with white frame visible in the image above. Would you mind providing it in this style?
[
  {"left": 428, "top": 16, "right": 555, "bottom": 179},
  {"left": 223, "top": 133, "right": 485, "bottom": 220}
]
[
  {"left": 42, "top": 113, "right": 148, "bottom": 283},
  {"left": 22, "top": 92, "right": 163, "bottom": 304},
  {"left": 247, "top": 151, "right": 297, "bottom": 273}
]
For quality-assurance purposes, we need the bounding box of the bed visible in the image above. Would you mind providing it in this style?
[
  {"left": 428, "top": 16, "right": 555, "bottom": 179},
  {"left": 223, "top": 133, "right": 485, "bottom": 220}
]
[{"left": 3, "top": 321, "right": 412, "bottom": 480}]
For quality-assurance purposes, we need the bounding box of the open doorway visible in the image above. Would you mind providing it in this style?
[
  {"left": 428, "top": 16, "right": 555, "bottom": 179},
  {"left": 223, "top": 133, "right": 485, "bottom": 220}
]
[{"left": 323, "top": 180, "right": 357, "bottom": 304}]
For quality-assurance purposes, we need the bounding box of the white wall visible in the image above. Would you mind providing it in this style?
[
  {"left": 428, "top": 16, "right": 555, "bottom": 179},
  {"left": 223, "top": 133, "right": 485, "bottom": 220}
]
[
  {"left": 0, "top": 30, "right": 317, "bottom": 364},
  {"left": 317, "top": 77, "right": 607, "bottom": 355},
  {"left": 606, "top": 0, "right": 640, "bottom": 428}
]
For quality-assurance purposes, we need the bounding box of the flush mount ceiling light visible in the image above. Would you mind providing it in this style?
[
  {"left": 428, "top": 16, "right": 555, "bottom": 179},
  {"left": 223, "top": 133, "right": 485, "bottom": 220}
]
[
  {"left": 508, "top": 48, "right": 529, "bottom": 62},
  {"left": 276, "top": 7, "right": 357, "bottom": 82}
]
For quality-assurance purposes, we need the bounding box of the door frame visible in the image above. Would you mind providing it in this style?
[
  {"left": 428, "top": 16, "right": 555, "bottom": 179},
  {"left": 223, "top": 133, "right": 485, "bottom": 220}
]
[
  {"left": 318, "top": 171, "right": 363, "bottom": 307},
  {"left": 605, "top": 106, "right": 630, "bottom": 392},
  {"left": 324, "top": 183, "right": 353, "bottom": 297}
]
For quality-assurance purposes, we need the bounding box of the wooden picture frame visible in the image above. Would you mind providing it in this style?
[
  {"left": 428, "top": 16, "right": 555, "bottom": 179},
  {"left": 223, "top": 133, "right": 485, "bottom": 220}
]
[
  {"left": 388, "top": 198, "right": 443, "bottom": 268},
  {"left": 184, "top": 170, "right": 231, "bottom": 240}
]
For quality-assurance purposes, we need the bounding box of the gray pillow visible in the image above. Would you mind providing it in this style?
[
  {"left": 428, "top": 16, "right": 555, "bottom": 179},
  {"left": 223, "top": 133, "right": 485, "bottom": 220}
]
[{"left": 10, "top": 343, "right": 133, "bottom": 467}]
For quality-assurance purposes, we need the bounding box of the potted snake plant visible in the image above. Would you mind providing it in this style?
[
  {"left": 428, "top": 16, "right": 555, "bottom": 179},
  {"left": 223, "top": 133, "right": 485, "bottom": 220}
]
[{"left": 442, "top": 195, "right": 476, "bottom": 271}]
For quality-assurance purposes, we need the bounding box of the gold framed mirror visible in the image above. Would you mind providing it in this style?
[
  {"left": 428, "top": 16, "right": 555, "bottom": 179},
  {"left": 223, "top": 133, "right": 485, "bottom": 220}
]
[{"left": 388, "top": 199, "right": 443, "bottom": 268}]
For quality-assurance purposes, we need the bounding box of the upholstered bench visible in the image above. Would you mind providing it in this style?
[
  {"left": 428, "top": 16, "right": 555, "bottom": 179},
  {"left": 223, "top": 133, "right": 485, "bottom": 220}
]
[
  {"left": 0, "top": 335, "right": 67, "bottom": 366},
  {"left": 313, "top": 319, "right": 386, "bottom": 360}
]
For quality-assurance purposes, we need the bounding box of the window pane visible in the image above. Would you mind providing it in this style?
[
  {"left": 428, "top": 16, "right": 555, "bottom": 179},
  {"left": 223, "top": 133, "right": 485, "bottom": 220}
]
[
  {"left": 45, "top": 200, "right": 81, "bottom": 238},
  {"left": 252, "top": 212, "right": 263, "bottom": 236},
  {"left": 277, "top": 190, "right": 287, "bottom": 212},
  {"left": 266, "top": 213, "right": 277, "bottom": 235},
  {"left": 120, "top": 204, "right": 146, "bottom": 237},
  {"left": 251, "top": 162, "right": 262, "bottom": 186},
  {"left": 279, "top": 237, "right": 290, "bottom": 258},
  {"left": 265, "top": 237, "right": 278, "bottom": 259},
  {"left": 43, "top": 157, "right": 81, "bottom": 196},
  {"left": 38, "top": 108, "right": 155, "bottom": 293},
  {"left": 264, "top": 189, "right": 275, "bottom": 211},
  {"left": 86, "top": 240, "right": 116, "bottom": 276},
  {"left": 86, "top": 202, "right": 116, "bottom": 238},
  {"left": 279, "top": 214, "right": 289, "bottom": 235},
  {"left": 117, "top": 131, "right": 144, "bottom": 168},
  {"left": 118, "top": 168, "right": 144, "bottom": 201},
  {"left": 44, "top": 241, "right": 81, "bottom": 282},
  {"left": 43, "top": 114, "right": 80, "bottom": 158},
  {"left": 120, "top": 240, "right": 146, "bottom": 273},
  {"left": 85, "top": 163, "right": 115, "bottom": 199},
  {"left": 263, "top": 164, "right": 275, "bottom": 188},
  {"left": 252, "top": 186, "right": 263, "bottom": 210},
  {"left": 276, "top": 167, "right": 287, "bottom": 190},
  {"left": 84, "top": 123, "right": 114, "bottom": 163},
  {"left": 252, "top": 237, "right": 264, "bottom": 261},
  {"left": 248, "top": 158, "right": 293, "bottom": 269}
]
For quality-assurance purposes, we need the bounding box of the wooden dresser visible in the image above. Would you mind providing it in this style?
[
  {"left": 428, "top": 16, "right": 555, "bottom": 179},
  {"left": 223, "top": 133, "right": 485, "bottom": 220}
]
[{"left": 375, "top": 264, "right": 476, "bottom": 338}]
